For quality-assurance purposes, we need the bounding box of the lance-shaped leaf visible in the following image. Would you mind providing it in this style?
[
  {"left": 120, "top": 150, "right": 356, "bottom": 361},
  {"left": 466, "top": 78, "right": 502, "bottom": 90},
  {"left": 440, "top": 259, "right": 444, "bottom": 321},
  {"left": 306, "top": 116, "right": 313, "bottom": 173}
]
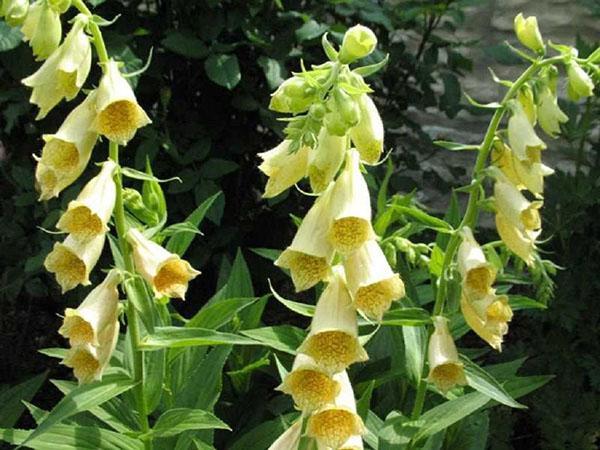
[{"left": 140, "top": 327, "right": 259, "bottom": 350}]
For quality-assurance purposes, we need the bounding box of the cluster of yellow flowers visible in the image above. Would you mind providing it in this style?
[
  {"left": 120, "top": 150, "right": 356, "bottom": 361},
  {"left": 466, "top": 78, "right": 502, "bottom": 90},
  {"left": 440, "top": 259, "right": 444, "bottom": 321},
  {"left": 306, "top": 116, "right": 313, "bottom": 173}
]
[
  {"left": 2, "top": 0, "right": 201, "bottom": 383},
  {"left": 262, "top": 26, "right": 406, "bottom": 450}
]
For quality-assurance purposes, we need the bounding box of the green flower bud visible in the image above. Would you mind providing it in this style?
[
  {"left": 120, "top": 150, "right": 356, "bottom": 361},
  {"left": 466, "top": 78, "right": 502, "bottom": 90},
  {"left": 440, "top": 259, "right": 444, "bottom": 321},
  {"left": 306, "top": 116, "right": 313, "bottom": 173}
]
[
  {"left": 123, "top": 188, "right": 159, "bottom": 225},
  {"left": 48, "top": 0, "right": 70, "bottom": 13},
  {"left": 514, "top": 13, "right": 544, "bottom": 53},
  {"left": 269, "top": 76, "right": 318, "bottom": 114},
  {"left": 323, "top": 87, "right": 360, "bottom": 136},
  {"left": 1, "top": 0, "right": 29, "bottom": 26},
  {"left": 22, "top": 0, "right": 62, "bottom": 61},
  {"left": 567, "top": 62, "right": 595, "bottom": 101},
  {"left": 339, "top": 24, "right": 377, "bottom": 64}
]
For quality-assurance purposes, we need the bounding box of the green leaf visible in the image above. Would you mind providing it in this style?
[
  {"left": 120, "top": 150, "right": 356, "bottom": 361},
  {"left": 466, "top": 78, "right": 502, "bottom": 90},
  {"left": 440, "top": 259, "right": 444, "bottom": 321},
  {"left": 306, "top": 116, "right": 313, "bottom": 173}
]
[
  {"left": 503, "top": 375, "right": 554, "bottom": 399},
  {"left": 22, "top": 374, "right": 137, "bottom": 445},
  {"left": 204, "top": 54, "right": 241, "bottom": 90},
  {"left": 463, "top": 92, "right": 502, "bottom": 109},
  {"left": 187, "top": 297, "right": 259, "bottom": 329},
  {"left": 0, "top": 22, "right": 23, "bottom": 52},
  {"left": 321, "top": 33, "right": 338, "bottom": 61},
  {"left": 295, "top": 19, "right": 327, "bottom": 41},
  {"left": 461, "top": 356, "right": 526, "bottom": 409},
  {"left": 229, "top": 413, "right": 299, "bottom": 450},
  {"left": 508, "top": 295, "right": 548, "bottom": 311},
  {"left": 353, "top": 54, "right": 390, "bottom": 77},
  {"left": 145, "top": 408, "right": 229, "bottom": 438},
  {"left": 162, "top": 31, "right": 209, "bottom": 59},
  {"left": 121, "top": 167, "right": 181, "bottom": 183},
  {"left": 198, "top": 158, "right": 239, "bottom": 179},
  {"left": 210, "top": 248, "right": 255, "bottom": 303},
  {"left": 433, "top": 140, "right": 480, "bottom": 151},
  {"left": 0, "top": 371, "right": 46, "bottom": 428},
  {"left": 380, "top": 307, "right": 431, "bottom": 327},
  {"left": 140, "top": 327, "right": 258, "bottom": 350},
  {"left": 240, "top": 326, "right": 306, "bottom": 354},
  {"left": 250, "top": 247, "right": 281, "bottom": 262},
  {"left": 257, "top": 56, "right": 285, "bottom": 89},
  {"left": 356, "top": 381, "right": 375, "bottom": 420},
  {"left": 270, "top": 281, "right": 314, "bottom": 317},
  {"left": 389, "top": 205, "right": 453, "bottom": 232},
  {"left": 402, "top": 325, "right": 426, "bottom": 384}
]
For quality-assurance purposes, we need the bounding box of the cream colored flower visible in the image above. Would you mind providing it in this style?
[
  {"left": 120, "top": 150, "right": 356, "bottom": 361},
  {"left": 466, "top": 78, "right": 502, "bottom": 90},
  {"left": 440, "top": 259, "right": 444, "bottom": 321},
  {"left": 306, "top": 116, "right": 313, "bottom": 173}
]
[
  {"left": 514, "top": 13, "right": 544, "bottom": 53},
  {"left": 494, "top": 175, "right": 542, "bottom": 232},
  {"left": 258, "top": 140, "right": 309, "bottom": 198},
  {"left": 328, "top": 149, "right": 375, "bottom": 254},
  {"left": 306, "top": 371, "right": 365, "bottom": 449},
  {"left": 308, "top": 127, "right": 347, "bottom": 193},
  {"left": 349, "top": 94, "right": 384, "bottom": 165},
  {"left": 343, "top": 240, "right": 404, "bottom": 320},
  {"left": 126, "top": 228, "right": 200, "bottom": 299},
  {"left": 275, "top": 184, "right": 335, "bottom": 292},
  {"left": 507, "top": 101, "right": 546, "bottom": 161},
  {"left": 461, "top": 292, "right": 513, "bottom": 351},
  {"left": 495, "top": 212, "right": 539, "bottom": 265},
  {"left": 44, "top": 233, "right": 106, "bottom": 293},
  {"left": 59, "top": 270, "right": 121, "bottom": 347},
  {"left": 22, "top": 14, "right": 92, "bottom": 119},
  {"left": 278, "top": 353, "right": 340, "bottom": 412},
  {"left": 91, "top": 59, "right": 151, "bottom": 144},
  {"left": 62, "top": 317, "right": 119, "bottom": 384},
  {"left": 426, "top": 316, "right": 467, "bottom": 393},
  {"left": 268, "top": 419, "right": 303, "bottom": 450},
  {"left": 517, "top": 85, "right": 536, "bottom": 125},
  {"left": 21, "top": 0, "right": 62, "bottom": 61},
  {"left": 35, "top": 91, "right": 98, "bottom": 200},
  {"left": 537, "top": 85, "right": 568, "bottom": 138},
  {"left": 56, "top": 160, "right": 117, "bottom": 241},
  {"left": 457, "top": 227, "right": 496, "bottom": 300},
  {"left": 567, "top": 61, "right": 595, "bottom": 101},
  {"left": 298, "top": 266, "right": 368, "bottom": 373}
]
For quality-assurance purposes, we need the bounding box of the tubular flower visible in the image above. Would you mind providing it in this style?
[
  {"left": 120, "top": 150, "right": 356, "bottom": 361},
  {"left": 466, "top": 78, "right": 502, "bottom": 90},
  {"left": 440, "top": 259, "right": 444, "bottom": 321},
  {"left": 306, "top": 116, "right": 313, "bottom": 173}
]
[
  {"left": 278, "top": 353, "right": 340, "bottom": 412},
  {"left": 62, "top": 316, "right": 119, "bottom": 384},
  {"left": 494, "top": 175, "right": 542, "bottom": 232},
  {"left": 258, "top": 140, "right": 309, "bottom": 198},
  {"left": 21, "top": 0, "right": 62, "bottom": 60},
  {"left": 426, "top": 316, "right": 467, "bottom": 393},
  {"left": 349, "top": 94, "right": 384, "bottom": 165},
  {"left": 507, "top": 101, "right": 546, "bottom": 161},
  {"left": 126, "top": 228, "right": 200, "bottom": 299},
  {"left": 275, "top": 184, "right": 335, "bottom": 292},
  {"left": 567, "top": 61, "right": 595, "bottom": 101},
  {"left": 495, "top": 212, "right": 539, "bottom": 265},
  {"left": 537, "top": 85, "right": 568, "bottom": 138},
  {"left": 328, "top": 149, "right": 375, "bottom": 254},
  {"left": 457, "top": 227, "right": 496, "bottom": 300},
  {"left": 58, "top": 270, "right": 121, "bottom": 347},
  {"left": 56, "top": 160, "right": 117, "bottom": 241},
  {"left": 306, "top": 371, "right": 365, "bottom": 449},
  {"left": 517, "top": 85, "right": 536, "bottom": 125},
  {"left": 91, "top": 59, "right": 151, "bottom": 144},
  {"left": 461, "top": 292, "right": 513, "bottom": 351},
  {"left": 298, "top": 266, "right": 368, "bottom": 374},
  {"left": 338, "top": 24, "right": 377, "bottom": 64},
  {"left": 268, "top": 419, "right": 303, "bottom": 450},
  {"left": 514, "top": 13, "right": 544, "bottom": 53},
  {"left": 343, "top": 240, "right": 405, "bottom": 320},
  {"left": 308, "top": 127, "right": 347, "bottom": 193},
  {"left": 1, "top": 0, "right": 28, "bottom": 26},
  {"left": 34, "top": 91, "right": 98, "bottom": 200},
  {"left": 22, "top": 14, "right": 92, "bottom": 119},
  {"left": 44, "top": 233, "right": 106, "bottom": 293}
]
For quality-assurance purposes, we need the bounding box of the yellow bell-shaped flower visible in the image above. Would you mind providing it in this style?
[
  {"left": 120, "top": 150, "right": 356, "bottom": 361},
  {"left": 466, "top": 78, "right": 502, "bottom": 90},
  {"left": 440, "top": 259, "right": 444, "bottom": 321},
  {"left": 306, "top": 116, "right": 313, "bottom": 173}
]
[
  {"left": 56, "top": 160, "right": 117, "bottom": 241},
  {"left": 338, "top": 24, "right": 377, "bottom": 64},
  {"left": 343, "top": 240, "right": 405, "bottom": 320},
  {"left": 308, "top": 127, "right": 347, "bottom": 193},
  {"left": 426, "top": 316, "right": 467, "bottom": 393},
  {"left": 22, "top": 14, "right": 92, "bottom": 119},
  {"left": 278, "top": 353, "right": 341, "bottom": 412},
  {"left": 275, "top": 184, "right": 335, "bottom": 292},
  {"left": 495, "top": 212, "right": 539, "bottom": 265},
  {"left": 457, "top": 227, "right": 496, "bottom": 300},
  {"left": 59, "top": 269, "right": 121, "bottom": 347},
  {"left": 91, "top": 59, "right": 151, "bottom": 144},
  {"left": 44, "top": 233, "right": 106, "bottom": 293},
  {"left": 35, "top": 91, "right": 98, "bottom": 200},
  {"left": 126, "top": 228, "right": 200, "bottom": 299},
  {"left": 567, "top": 61, "right": 595, "bottom": 101},
  {"left": 507, "top": 101, "right": 546, "bottom": 162},
  {"left": 268, "top": 420, "right": 303, "bottom": 450},
  {"left": 461, "top": 292, "right": 513, "bottom": 351},
  {"left": 494, "top": 174, "right": 542, "bottom": 232},
  {"left": 514, "top": 13, "right": 544, "bottom": 53},
  {"left": 21, "top": 0, "right": 62, "bottom": 61},
  {"left": 298, "top": 266, "right": 368, "bottom": 374},
  {"left": 537, "top": 85, "right": 568, "bottom": 138},
  {"left": 258, "top": 140, "right": 309, "bottom": 198},
  {"left": 349, "top": 94, "right": 384, "bottom": 165},
  {"left": 306, "top": 371, "right": 365, "bottom": 449},
  {"left": 328, "top": 149, "right": 375, "bottom": 254}
]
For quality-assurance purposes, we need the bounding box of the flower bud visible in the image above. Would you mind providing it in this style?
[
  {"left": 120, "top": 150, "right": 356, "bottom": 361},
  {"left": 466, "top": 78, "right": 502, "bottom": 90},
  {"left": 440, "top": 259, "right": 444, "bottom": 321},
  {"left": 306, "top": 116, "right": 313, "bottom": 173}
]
[
  {"left": 21, "top": 0, "right": 62, "bottom": 61},
  {"left": 514, "top": 13, "right": 544, "bottom": 53},
  {"left": 344, "top": 240, "right": 405, "bottom": 320},
  {"left": 258, "top": 140, "right": 309, "bottom": 198},
  {"left": 567, "top": 62, "right": 595, "bottom": 101},
  {"left": 275, "top": 184, "right": 335, "bottom": 292},
  {"left": 123, "top": 188, "right": 159, "bottom": 225},
  {"left": 461, "top": 292, "right": 512, "bottom": 351},
  {"left": 323, "top": 87, "right": 361, "bottom": 136},
  {"left": 22, "top": 14, "right": 92, "bottom": 119},
  {"left": 308, "top": 127, "right": 347, "bottom": 193},
  {"left": 507, "top": 100, "right": 546, "bottom": 161},
  {"left": 349, "top": 94, "right": 384, "bottom": 165},
  {"left": 126, "top": 228, "right": 200, "bottom": 299},
  {"left": 91, "top": 60, "right": 151, "bottom": 144},
  {"left": 537, "top": 85, "right": 568, "bottom": 138},
  {"left": 56, "top": 160, "right": 117, "bottom": 241},
  {"left": 298, "top": 266, "right": 368, "bottom": 374},
  {"left": 338, "top": 24, "right": 377, "bottom": 64},
  {"left": 427, "top": 316, "right": 467, "bottom": 393},
  {"left": 457, "top": 227, "right": 496, "bottom": 301},
  {"left": 269, "top": 76, "right": 318, "bottom": 114},
  {"left": 1, "top": 0, "right": 29, "bottom": 26}
]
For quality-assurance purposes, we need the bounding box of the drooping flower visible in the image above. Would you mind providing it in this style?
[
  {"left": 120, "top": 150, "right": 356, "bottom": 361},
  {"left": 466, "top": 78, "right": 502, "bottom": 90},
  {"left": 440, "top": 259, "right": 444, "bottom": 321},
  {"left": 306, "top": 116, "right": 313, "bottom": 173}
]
[
  {"left": 537, "top": 85, "right": 568, "bottom": 138},
  {"left": 21, "top": 0, "right": 62, "bottom": 60},
  {"left": 338, "top": 24, "right": 377, "bottom": 64},
  {"left": 268, "top": 419, "right": 303, "bottom": 450},
  {"left": 298, "top": 266, "right": 368, "bottom": 373},
  {"left": 44, "top": 233, "right": 106, "bottom": 293},
  {"left": 343, "top": 240, "right": 405, "bottom": 320},
  {"left": 306, "top": 371, "right": 365, "bottom": 449},
  {"left": 328, "top": 149, "right": 375, "bottom": 254},
  {"left": 22, "top": 14, "right": 92, "bottom": 119},
  {"left": 461, "top": 292, "right": 513, "bottom": 351},
  {"left": 514, "top": 13, "right": 544, "bottom": 53},
  {"left": 308, "top": 127, "right": 347, "bottom": 193},
  {"left": 35, "top": 91, "right": 98, "bottom": 200},
  {"left": 495, "top": 212, "right": 539, "bottom": 265},
  {"left": 56, "top": 160, "right": 117, "bottom": 241},
  {"left": 58, "top": 270, "right": 121, "bottom": 347},
  {"left": 457, "top": 227, "right": 496, "bottom": 300},
  {"left": 91, "top": 59, "right": 151, "bottom": 144},
  {"left": 426, "top": 316, "right": 467, "bottom": 393},
  {"left": 507, "top": 101, "right": 546, "bottom": 162},
  {"left": 258, "top": 140, "right": 309, "bottom": 198},
  {"left": 275, "top": 184, "right": 335, "bottom": 292},
  {"left": 349, "top": 94, "right": 384, "bottom": 165},
  {"left": 278, "top": 353, "right": 340, "bottom": 412},
  {"left": 567, "top": 61, "right": 595, "bottom": 101},
  {"left": 517, "top": 85, "right": 536, "bottom": 125},
  {"left": 1, "top": 0, "right": 29, "bottom": 26}
]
